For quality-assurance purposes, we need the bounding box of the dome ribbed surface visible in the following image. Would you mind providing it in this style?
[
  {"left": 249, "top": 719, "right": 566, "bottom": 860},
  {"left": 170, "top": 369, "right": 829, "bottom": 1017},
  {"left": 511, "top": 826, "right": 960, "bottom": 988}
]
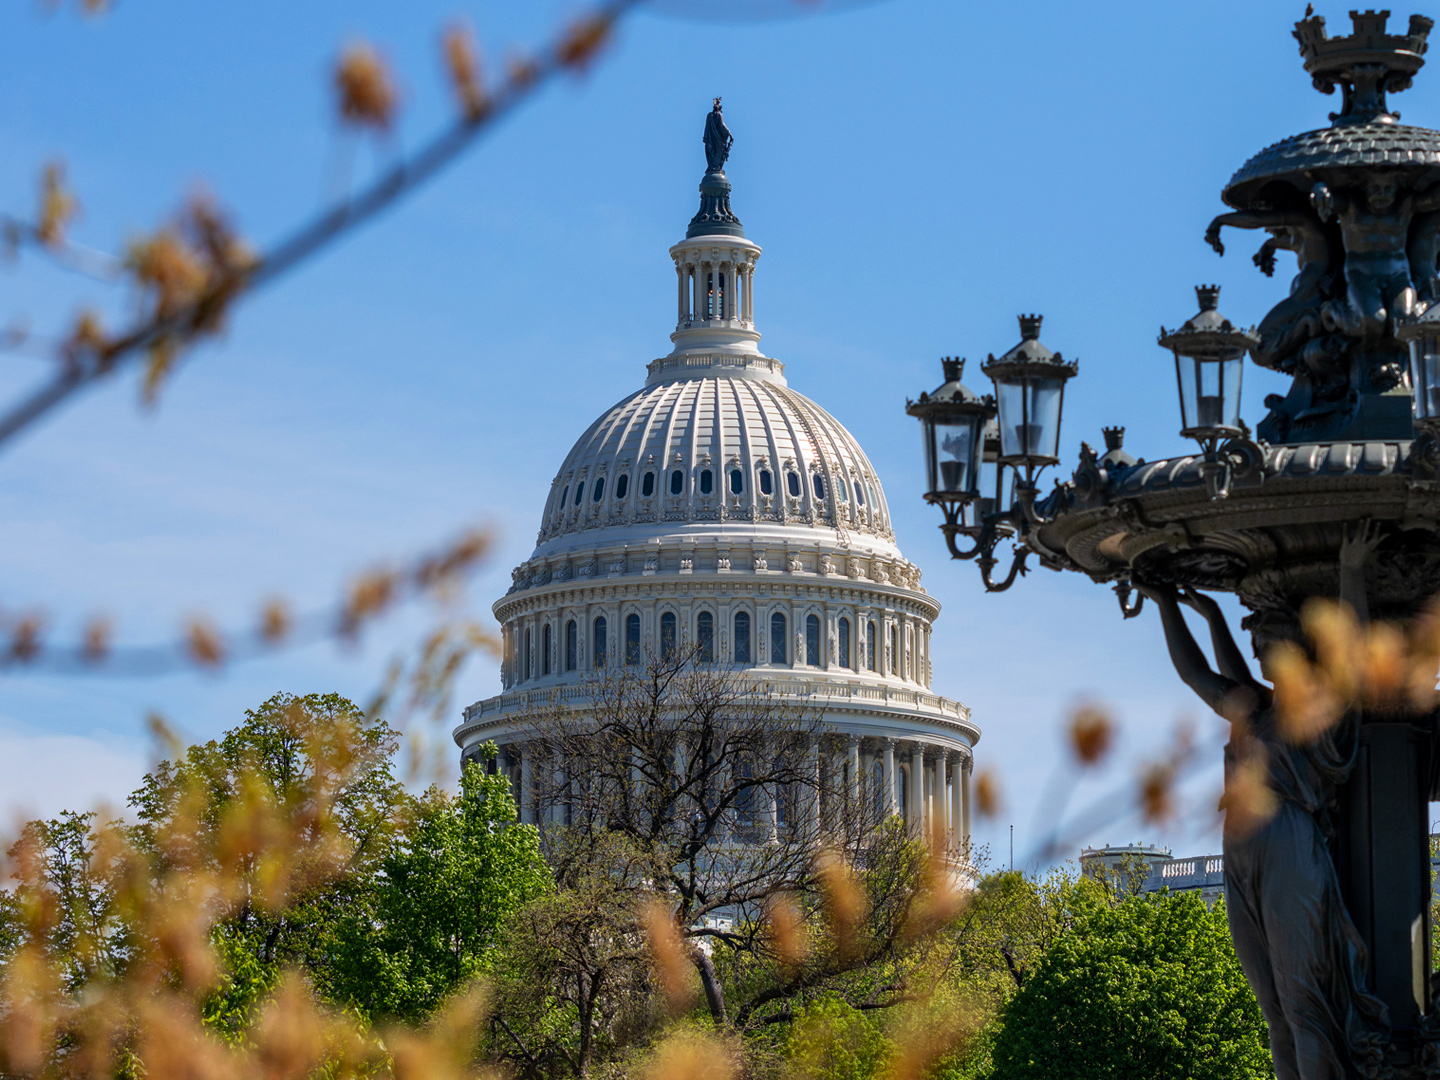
[
  {"left": 534, "top": 373, "right": 893, "bottom": 552},
  {"left": 1225, "top": 123, "right": 1440, "bottom": 204}
]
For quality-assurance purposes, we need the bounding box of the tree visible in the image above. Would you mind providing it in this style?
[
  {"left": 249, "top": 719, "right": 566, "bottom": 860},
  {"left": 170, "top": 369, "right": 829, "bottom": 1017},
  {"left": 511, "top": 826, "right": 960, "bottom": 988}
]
[
  {"left": 988, "top": 891, "right": 1271, "bottom": 1080},
  {"left": 325, "top": 754, "right": 551, "bottom": 1023},
  {"left": 520, "top": 643, "right": 914, "bottom": 1031}
]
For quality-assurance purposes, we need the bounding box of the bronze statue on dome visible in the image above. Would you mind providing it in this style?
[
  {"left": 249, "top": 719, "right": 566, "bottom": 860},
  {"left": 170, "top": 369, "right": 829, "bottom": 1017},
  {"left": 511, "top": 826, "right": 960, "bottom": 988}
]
[{"left": 703, "top": 97, "right": 732, "bottom": 173}]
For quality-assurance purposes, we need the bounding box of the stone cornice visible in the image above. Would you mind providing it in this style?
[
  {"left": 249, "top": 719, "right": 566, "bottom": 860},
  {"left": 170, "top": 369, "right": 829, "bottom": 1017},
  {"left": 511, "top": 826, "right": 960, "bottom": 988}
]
[{"left": 492, "top": 570, "right": 941, "bottom": 624}]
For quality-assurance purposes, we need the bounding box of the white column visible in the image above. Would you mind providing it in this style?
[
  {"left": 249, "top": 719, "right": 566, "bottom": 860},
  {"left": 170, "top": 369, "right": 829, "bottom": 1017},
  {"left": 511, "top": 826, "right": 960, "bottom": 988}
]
[
  {"left": 909, "top": 743, "right": 925, "bottom": 837},
  {"left": 936, "top": 753, "right": 950, "bottom": 850},
  {"left": 519, "top": 747, "right": 534, "bottom": 825},
  {"left": 882, "top": 738, "right": 898, "bottom": 818},
  {"left": 677, "top": 263, "right": 687, "bottom": 323},
  {"left": 847, "top": 734, "right": 861, "bottom": 807},
  {"left": 960, "top": 755, "right": 972, "bottom": 859},
  {"left": 803, "top": 734, "right": 820, "bottom": 843},
  {"left": 949, "top": 752, "right": 963, "bottom": 855},
  {"left": 550, "top": 755, "right": 566, "bottom": 826},
  {"left": 745, "top": 265, "right": 755, "bottom": 324},
  {"left": 728, "top": 263, "right": 739, "bottom": 321}
]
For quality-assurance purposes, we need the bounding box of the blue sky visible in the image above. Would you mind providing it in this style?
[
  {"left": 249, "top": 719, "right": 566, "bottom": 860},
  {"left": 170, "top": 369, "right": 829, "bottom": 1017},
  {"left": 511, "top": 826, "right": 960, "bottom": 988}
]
[{"left": 0, "top": 0, "right": 1388, "bottom": 866}]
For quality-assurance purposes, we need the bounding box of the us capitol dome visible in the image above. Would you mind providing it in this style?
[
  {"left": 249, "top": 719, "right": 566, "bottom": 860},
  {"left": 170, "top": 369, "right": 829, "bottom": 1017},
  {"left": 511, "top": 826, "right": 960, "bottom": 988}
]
[{"left": 453, "top": 103, "right": 978, "bottom": 854}]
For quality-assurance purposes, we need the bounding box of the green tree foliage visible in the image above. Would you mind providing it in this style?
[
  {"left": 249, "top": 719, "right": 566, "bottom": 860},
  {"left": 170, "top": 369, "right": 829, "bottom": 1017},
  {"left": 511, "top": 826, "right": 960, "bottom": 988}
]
[
  {"left": 0, "top": 691, "right": 549, "bottom": 1042},
  {"left": 988, "top": 891, "right": 1271, "bottom": 1080},
  {"left": 326, "top": 754, "right": 551, "bottom": 1023}
]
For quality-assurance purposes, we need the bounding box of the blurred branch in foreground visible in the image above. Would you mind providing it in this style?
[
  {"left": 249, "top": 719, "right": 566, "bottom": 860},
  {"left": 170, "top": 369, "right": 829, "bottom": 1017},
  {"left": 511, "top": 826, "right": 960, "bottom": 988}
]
[
  {"left": 0, "top": 527, "right": 495, "bottom": 679},
  {"left": 0, "top": 0, "right": 638, "bottom": 450}
]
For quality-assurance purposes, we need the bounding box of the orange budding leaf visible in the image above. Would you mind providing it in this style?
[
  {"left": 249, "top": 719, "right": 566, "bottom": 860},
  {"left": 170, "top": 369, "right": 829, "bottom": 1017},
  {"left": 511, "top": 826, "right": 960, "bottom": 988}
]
[
  {"left": 814, "top": 848, "right": 867, "bottom": 960},
  {"left": 442, "top": 24, "right": 488, "bottom": 121},
  {"left": 183, "top": 617, "right": 225, "bottom": 667},
  {"left": 973, "top": 769, "right": 1001, "bottom": 818},
  {"left": 335, "top": 42, "right": 397, "bottom": 130},
  {"left": 259, "top": 598, "right": 292, "bottom": 644},
  {"left": 1139, "top": 763, "right": 1174, "bottom": 824},
  {"left": 61, "top": 310, "right": 108, "bottom": 374},
  {"left": 1361, "top": 622, "right": 1408, "bottom": 709},
  {"left": 1220, "top": 749, "right": 1277, "bottom": 841},
  {"left": 342, "top": 570, "right": 398, "bottom": 635},
  {"left": 1268, "top": 640, "right": 1345, "bottom": 743},
  {"left": 558, "top": 14, "right": 613, "bottom": 70},
  {"left": 640, "top": 898, "right": 693, "bottom": 1013},
  {"left": 81, "top": 616, "right": 111, "bottom": 663},
  {"left": 1067, "top": 705, "right": 1114, "bottom": 766},
  {"left": 37, "top": 161, "right": 78, "bottom": 249},
  {"left": 10, "top": 614, "right": 44, "bottom": 663},
  {"left": 765, "top": 893, "right": 805, "bottom": 969}
]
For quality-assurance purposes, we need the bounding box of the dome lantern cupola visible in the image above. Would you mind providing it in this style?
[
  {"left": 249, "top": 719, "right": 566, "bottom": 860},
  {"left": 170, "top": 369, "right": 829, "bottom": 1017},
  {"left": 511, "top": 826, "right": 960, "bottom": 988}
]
[{"left": 668, "top": 98, "right": 763, "bottom": 360}]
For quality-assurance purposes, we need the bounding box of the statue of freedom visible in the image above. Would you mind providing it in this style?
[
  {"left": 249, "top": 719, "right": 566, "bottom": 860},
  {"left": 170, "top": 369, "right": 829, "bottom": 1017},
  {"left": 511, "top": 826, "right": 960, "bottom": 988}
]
[{"left": 704, "top": 97, "right": 732, "bottom": 173}]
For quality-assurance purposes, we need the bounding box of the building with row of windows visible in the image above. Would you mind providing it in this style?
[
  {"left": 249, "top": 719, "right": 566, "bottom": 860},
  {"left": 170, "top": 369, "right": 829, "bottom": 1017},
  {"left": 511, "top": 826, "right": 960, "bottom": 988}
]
[{"left": 453, "top": 109, "right": 977, "bottom": 854}]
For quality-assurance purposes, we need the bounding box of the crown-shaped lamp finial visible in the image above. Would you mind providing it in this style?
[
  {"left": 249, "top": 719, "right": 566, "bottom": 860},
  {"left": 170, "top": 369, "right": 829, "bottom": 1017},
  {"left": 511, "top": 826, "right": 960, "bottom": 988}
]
[
  {"left": 1018, "top": 314, "right": 1043, "bottom": 341},
  {"left": 1293, "top": 8, "right": 1434, "bottom": 125}
]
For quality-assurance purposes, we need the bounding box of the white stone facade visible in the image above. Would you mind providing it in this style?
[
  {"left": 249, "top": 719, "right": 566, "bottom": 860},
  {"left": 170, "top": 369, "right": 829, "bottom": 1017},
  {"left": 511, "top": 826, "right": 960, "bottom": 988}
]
[{"left": 453, "top": 148, "right": 977, "bottom": 854}]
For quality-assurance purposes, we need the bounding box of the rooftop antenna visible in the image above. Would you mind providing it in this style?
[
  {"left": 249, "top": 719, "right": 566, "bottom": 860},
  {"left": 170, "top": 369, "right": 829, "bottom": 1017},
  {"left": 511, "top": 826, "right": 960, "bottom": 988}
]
[{"left": 1010, "top": 825, "right": 1014, "bottom": 870}]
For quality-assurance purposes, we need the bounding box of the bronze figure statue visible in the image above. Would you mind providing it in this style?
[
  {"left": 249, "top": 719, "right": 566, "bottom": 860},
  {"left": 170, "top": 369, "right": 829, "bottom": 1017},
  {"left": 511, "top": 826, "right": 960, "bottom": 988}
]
[{"left": 703, "top": 96, "right": 732, "bottom": 174}]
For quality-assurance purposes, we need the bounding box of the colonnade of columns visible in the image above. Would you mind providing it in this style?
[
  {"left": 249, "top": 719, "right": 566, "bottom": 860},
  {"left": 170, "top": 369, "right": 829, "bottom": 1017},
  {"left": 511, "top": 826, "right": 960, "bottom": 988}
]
[
  {"left": 489, "top": 730, "right": 973, "bottom": 860},
  {"left": 675, "top": 258, "right": 754, "bottom": 327}
]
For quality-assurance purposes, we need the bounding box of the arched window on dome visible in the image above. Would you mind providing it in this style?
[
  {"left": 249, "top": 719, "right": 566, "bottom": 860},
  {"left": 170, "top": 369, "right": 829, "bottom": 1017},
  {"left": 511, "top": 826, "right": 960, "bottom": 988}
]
[
  {"left": 559, "top": 485, "right": 568, "bottom": 509},
  {"left": 697, "top": 611, "right": 714, "bottom": 662},
  {"left": 812, "top": 474, "right": 826, "bottom": 500},
  {"left": 574, "top": 484, "right": 584, "bottom": 507},
  {"left": 642, "top": 472, "right": 655, "bottom": 497},
  {"left": 523, "top": 627, "right": 532, "bottom": 682},
  {"left": 566, "top": 620, "right": 577, "bottom": 671},
  {"left": 699, "top": 469, "right": 713, "bottom": 495},
  {"left": 866, "top": 620, "right": 877, "bottom": 671},
  {"left": 759, "top": 469, "right": 773, "bottom": 496},
  {"left": 733, "top": 611, "right": 751, "bottom": 664},
  {"left": 542, "top": 624, "right": 551, "bottom": 676},
  {"left": 805, "top": 614, "right": 821, "bottom": 666},
  {"left": 838, "top": 617, "right": 851, "bottom": 669},
  {"left": 786, "top": 472, "right": 802, "bottom": 498},
  {"left": 867, "top": 484, "right": 877, "bottom": 507},
  {"left": 626, "top": 614, "right": 642, "bottom": 665},
  {"left": 660, "top": 612, "right": 677, "bottom": 660},
  {"left": 670, "top": 470, "right": 685, "bottom": 496},
  {"left": 615, "top": 474, "right": 629, "bottom": 500},
  {"left": 770, "top": 612, "right": 787, "bottom": 665},
  {"left": 592, "top": 477, "right": 605, "bottom": 502},
  {"left": 854, "top": 480, "right": 865, "bottom": 506},
  {"left": 837, "top": 477, "right": 847, "bottom": 502},
  {"left": 729, "top": 469, "right": 743, "bottom": 495},
  {"left": 593, "top": 617, "right": 607, "bottom": 669}
]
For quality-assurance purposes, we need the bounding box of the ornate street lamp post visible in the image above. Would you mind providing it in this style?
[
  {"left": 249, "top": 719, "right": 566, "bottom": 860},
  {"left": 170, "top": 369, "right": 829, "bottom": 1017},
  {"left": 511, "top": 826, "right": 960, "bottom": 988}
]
[{"left": 911, "top": 10, "right": 1440, "bottom": 1078}]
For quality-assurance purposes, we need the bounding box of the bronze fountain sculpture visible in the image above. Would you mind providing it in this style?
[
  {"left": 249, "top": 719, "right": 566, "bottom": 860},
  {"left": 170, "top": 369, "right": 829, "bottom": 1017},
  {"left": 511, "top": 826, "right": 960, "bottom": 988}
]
[{"left": 909, "top": 10, "right": 1440, "bottom": 1078}]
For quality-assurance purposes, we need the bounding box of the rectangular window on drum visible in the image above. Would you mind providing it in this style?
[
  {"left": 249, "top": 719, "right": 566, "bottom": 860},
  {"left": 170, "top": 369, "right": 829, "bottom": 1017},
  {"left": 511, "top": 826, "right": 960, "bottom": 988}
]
[
  {"left": 770, "top": 612, "right": 787, "bottom": 665},
  {"left": 734, "top": 611, "right": 751, "bottom": 664},
  {"left": 593, "top": 617, "right": 607, "bottom": 669},
  {"left": 867, "top": 620, "right": 877, "bottom": 671},
  {"left": 806, "top": 614, "right": 820, "bottom": 666},
  {"left": 566, "top": 620, "right": 577, "bottom": 671},
  {"left": 626, "top": 613, "right": 641, "bottom": 665},
  {"left": 838, "top": 617, "right": 851, "bottom": 669},
  {"left": 697, "top": 611, "right": 714, "bottom": 662}
]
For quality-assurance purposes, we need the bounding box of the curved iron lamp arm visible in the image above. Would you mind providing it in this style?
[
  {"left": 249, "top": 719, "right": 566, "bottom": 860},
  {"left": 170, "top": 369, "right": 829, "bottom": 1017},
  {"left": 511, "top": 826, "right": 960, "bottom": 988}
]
[
  {"left": 1114, "top": 579, "right": 1145, "bottom": 619},
  {"left": 978, "top": 545, "right": 1029, "bottom": 592}
]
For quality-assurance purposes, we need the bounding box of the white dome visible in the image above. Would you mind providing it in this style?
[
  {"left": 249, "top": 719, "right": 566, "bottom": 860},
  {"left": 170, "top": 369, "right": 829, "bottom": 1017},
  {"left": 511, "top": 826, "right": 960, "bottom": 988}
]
[
  {"left": 457, "top": 114, "right": 977, "bottom": 856},
  {"left": 533, "top": 356, "right": 895, "bottom": 558}
]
